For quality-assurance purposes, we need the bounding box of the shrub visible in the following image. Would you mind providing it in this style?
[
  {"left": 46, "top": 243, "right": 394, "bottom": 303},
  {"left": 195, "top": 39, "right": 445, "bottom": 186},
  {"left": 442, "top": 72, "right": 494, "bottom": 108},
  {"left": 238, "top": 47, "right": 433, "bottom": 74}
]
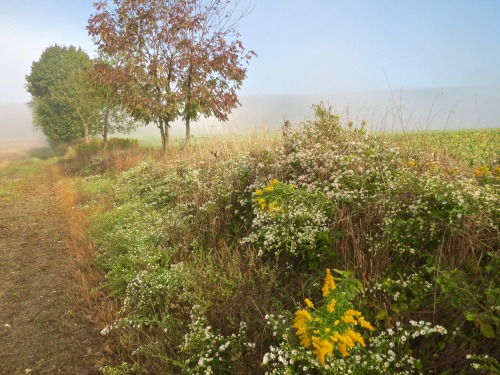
[{"left": 243, "top": 179, "right": 335, "bottom": 269}]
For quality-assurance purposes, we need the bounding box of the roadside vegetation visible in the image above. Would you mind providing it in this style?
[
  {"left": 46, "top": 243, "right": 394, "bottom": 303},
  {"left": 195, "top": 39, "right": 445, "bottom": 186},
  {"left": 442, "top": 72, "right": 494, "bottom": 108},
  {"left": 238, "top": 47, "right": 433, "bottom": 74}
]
[{"left": 51, "top": 104, "right": 499, "bottom": 374}]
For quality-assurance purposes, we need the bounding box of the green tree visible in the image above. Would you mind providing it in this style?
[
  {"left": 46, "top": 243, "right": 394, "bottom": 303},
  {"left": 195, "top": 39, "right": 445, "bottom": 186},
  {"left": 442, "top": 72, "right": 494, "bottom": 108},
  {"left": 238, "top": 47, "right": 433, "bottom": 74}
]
[
  {"left": 90, "top": 57, "right": 140, "bottom": 149},
  {"left": 26, "top": 44, "right": 138, "bottom": 146},
  {"left": 26, "top": 45, "right": 89, "bottom": 143}
]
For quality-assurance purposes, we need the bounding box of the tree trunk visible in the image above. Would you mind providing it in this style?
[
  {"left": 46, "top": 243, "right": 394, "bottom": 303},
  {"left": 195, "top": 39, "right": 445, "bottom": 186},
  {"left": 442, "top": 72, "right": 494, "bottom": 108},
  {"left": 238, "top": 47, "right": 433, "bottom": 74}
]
[
  {"left": 158, "top": 118, "right": 169, "bottom": 155},
  {"left": 102, "top": 106, "right": 110, "bottom": 151},
  {"left": 184, "top": 117, "right": 191, "bottom": 148},
  {"left": 83, "top": 123, "right": 90, "bottom": 143},
  {"left": 75, "top": 107, "right": 90, "bottom": 143}
]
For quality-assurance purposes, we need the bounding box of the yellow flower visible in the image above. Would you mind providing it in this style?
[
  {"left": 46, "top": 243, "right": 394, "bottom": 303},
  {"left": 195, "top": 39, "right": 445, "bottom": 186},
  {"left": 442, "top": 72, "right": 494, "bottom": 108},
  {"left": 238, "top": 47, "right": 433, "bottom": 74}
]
[
  {"left": 407, "top": 159, "right": 416, "bottom": 167},
  {"left": 358, "top": 316, "right": 375, "bottom": 331},
  {"left": 264, "top": 185, "right": 274, "bottom": 192},
  {"left": 327, "top": 298, "right": 336, "bottom": 313},
  {"left": 312, "top": 337, "right": 334, "bottom": 366},
  {"left": 330, "top": 332, "right": 340, "bottom": 343},
  {"left": 342, "top": 314, "right": 358, "bottom": 325},
  {"left": 254, "top": 189, "right": 263, "bottom": 196},
  {"left": 270, "top": 179, "right": 280, "bottom": 186},
  {"left": 293, "top": 268, "right": 374, "bottom": 362},
  {"left": 268, "top": 201, "right": 279, "bottom": 212},
  {"left": 345, "top": 309, "right": 362, "bottom": 317},
  {"left": 300, "top": 336, "right": 311, "bottom": 348},
  {"left": 337, "top": 342, "right": 348, "bottom": 357},
  {"left": 293, "top": 309, "right": 313, "bottom": 337},
  {"left": 339, "top": 332, "right": 355, "bottom": 349},
  {"left": 345, "top": 328, "right": 366, "bottom": 347},
  {"left": 322, "top": 269, "right": 336, "bottom": 297},
  {"left": 342, "top": 309, "right": 362, "bottom": 325},
  {"left": 294, "top": 309, "right": 312, "bottom": 321}
]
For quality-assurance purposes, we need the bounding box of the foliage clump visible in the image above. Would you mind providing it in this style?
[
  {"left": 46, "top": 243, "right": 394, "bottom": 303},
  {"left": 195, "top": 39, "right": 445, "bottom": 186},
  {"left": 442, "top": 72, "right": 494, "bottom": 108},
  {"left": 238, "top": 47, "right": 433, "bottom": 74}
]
[{"left": 68, "top": 104, "right": 500, "bottom": 374}]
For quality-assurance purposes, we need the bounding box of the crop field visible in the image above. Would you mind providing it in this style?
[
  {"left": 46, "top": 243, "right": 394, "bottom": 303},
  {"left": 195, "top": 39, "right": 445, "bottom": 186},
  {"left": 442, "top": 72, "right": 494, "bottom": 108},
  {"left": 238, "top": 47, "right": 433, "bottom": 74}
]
[{"left": 3, "top": 109, "right": 498, "bottom": 374}]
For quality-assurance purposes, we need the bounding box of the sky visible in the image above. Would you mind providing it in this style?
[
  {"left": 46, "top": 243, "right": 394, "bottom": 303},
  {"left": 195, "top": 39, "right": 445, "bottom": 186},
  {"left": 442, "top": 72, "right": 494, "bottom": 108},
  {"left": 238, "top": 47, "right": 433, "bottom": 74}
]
[
  {"left": 1, "top": 0, "right": 500, "bottom": 103},
  {"left": 0, "top": 0, "right": 499, "bottom": 140}
]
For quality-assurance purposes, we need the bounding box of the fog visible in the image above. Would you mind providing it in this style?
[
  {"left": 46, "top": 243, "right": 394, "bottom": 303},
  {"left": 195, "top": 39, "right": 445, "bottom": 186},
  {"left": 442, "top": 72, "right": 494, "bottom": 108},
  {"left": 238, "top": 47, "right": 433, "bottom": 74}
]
[
  {"left": 0, "top": 103, "right": 45, "bottom": 151},
  {"left": 133, "top": 87, "right": 500, "bottom": 137},
  {"left": 1, "top": 87, "right": 499, "bottom": 149}
]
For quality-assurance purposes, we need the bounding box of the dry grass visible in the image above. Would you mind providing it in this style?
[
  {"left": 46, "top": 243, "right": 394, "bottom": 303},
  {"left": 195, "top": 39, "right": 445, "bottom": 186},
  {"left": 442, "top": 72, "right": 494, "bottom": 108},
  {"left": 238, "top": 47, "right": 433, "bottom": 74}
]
[{"left": 51, "top": 165, "right": 120, "bottom": 365}]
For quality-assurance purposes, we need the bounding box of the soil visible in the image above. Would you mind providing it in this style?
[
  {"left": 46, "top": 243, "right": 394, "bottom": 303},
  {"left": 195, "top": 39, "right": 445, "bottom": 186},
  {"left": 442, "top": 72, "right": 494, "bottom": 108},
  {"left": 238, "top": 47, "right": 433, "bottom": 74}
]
[{"left": 0, "top": 151, "right": 102, "bottom": 374}]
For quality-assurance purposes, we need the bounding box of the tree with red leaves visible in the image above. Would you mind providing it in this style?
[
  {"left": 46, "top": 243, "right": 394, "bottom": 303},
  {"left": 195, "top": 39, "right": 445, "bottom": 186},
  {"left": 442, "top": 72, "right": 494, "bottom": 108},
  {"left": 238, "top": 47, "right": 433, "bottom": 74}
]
[{"left": 88, "top": 0, "right": 255, "bottom": 153}]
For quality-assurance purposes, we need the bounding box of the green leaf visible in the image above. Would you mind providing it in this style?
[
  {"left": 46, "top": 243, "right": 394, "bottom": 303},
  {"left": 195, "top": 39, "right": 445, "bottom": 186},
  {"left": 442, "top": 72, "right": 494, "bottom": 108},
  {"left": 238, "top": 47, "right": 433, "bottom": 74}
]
[
  {"left": 376, "top": 309, "right": 388, "bottom": 321},
  {"left": 390, "top": 303, "right": 400, "bottom": 314},
  {"left": 479, "top": 321, "right": 495, "bottom": 338}
]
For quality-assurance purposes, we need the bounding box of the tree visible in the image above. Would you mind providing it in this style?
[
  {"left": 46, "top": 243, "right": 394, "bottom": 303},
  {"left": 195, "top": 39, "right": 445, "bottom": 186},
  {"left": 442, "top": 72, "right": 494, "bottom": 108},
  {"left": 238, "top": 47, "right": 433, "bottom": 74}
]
[
  {"left": 26, "top": 44, "right": 138, "bottom": 146},
  {"left": 51, "top": 52, "right": 101, "bottom": 142},
  {"left": 26, "top": 45, "right": 91, "bottom": 143},
  {"left": 90, "top": 57, "right": 140, "bottom": 149},
  {"left": 88, "top": 0, "right": 255, "bottom": 152},
  {"left": 179, "top": 0, "right": 255, "bottom": 147}
]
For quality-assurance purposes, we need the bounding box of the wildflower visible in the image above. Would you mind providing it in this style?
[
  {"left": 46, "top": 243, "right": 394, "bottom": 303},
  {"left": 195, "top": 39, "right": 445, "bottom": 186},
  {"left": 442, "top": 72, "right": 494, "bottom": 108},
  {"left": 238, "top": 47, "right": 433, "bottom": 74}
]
[
  {"left": 322, "top": 269, "right": 336, "bottom": 297},
  {"left": 345, "top": 329, "right": 365, "bottom": 347},
  {"left": 305, "top": 298, "right": 314, "bottom": 308},
  {"left": 358, "top": 316, "right": 375, "bottom": 331},
  {"left": 312, "top": 337, "right": 334, "bottom": 366},
  {"left": 342, "top": 314, "right": 358, "bottom": 325},
  {"left": 293, "top": 269, "right": 375, "bottom": 365},
  {"left": 407, "top": 159, "right": 416, "bottom": 167},
  {"left": 268, "top": 201, "right": 279, "bottom": 212},
  {"left": 327, "top": 299, "right": 336, "bottom": 313}
]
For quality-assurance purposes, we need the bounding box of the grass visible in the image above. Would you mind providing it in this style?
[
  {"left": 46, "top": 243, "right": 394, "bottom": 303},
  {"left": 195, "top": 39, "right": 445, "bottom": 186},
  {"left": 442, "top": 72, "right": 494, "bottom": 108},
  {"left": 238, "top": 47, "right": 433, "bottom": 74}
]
[
  {"left": 383, "top": 128, "right": 499, "bottom": 169},
  {"left": 51, "top": 111, "right": 500, "bottom": 374}
]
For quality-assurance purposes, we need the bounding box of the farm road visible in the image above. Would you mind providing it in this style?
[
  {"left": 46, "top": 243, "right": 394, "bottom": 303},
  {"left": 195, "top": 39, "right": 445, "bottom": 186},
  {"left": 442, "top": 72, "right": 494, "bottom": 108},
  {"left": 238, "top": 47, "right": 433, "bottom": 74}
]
[{"left": 0, "top": 153, "right": 101, "bottom": 374}]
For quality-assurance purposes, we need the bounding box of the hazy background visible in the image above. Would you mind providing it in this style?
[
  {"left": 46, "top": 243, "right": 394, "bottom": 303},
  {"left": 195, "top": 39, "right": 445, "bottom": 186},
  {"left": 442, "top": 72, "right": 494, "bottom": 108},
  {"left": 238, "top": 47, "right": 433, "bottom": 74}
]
[{"left": 1, "top": 0, "right": 499, "bottom": 147}]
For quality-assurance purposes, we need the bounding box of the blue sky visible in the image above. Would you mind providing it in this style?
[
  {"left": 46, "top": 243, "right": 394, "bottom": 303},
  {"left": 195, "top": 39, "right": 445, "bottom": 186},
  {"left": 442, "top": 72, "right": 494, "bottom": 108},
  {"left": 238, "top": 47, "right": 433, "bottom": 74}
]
[{"left": 1, "top": 0, "right": 500, "bottom": 103}]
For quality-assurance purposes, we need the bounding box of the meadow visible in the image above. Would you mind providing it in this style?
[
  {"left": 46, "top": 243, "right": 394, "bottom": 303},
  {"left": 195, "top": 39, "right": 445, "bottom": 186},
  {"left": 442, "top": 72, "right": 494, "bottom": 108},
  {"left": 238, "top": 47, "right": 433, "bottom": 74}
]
[{"left": 50, "top": 104, "right": 499, "bottom": 374}]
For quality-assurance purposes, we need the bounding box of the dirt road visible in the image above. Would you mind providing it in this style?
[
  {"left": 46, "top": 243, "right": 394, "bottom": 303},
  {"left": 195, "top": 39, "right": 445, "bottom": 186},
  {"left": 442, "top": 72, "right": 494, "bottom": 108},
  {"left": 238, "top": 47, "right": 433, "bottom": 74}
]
[{"left": 0, "top": 154, "right": 102, "bottom": 374}]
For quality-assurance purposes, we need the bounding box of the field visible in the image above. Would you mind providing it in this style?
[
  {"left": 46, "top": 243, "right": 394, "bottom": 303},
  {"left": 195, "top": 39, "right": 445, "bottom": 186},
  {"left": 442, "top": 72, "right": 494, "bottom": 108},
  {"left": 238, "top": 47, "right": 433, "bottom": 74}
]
[{"left": 1, "top": 108, "right": 499, "bottom": 374}]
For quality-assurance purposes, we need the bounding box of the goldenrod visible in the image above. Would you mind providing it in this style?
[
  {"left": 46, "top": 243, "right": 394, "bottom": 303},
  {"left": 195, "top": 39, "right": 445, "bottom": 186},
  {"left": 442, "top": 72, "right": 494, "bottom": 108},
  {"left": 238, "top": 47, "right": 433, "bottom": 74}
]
[
  {"left": 322, "top": 268, "right": 336, "bottom": 297},
  {"left": 293, "top": 269, "right": 375, "bottom": 366}
]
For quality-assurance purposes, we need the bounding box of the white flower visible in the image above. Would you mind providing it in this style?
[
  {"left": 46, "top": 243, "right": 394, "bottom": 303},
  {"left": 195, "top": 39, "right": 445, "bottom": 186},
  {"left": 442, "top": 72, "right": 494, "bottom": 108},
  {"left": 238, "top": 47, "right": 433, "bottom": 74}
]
[{"left": 262, "top": 353, "right": 270, "bottom": 365}]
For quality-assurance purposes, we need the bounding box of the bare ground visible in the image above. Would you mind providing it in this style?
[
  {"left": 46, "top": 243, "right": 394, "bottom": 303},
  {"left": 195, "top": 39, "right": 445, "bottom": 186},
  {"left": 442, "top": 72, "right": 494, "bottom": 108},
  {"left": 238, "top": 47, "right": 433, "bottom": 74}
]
[{"left": 0, "top": 152, "right": 102, "bottom": 374}]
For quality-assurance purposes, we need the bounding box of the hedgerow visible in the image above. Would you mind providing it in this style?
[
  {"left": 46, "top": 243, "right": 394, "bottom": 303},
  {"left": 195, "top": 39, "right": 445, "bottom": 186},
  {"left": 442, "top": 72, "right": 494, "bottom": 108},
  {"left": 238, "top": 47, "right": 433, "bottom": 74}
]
[{"left": 69, "top": 104, "right": 499, "bottom": 374}]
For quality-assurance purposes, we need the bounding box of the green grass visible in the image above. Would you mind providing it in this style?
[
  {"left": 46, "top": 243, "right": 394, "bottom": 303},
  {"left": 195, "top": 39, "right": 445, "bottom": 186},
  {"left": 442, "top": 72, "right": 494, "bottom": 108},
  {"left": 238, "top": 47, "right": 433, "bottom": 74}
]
[{"left": 381, "top": 128, "right": 499, "bottom": 168}]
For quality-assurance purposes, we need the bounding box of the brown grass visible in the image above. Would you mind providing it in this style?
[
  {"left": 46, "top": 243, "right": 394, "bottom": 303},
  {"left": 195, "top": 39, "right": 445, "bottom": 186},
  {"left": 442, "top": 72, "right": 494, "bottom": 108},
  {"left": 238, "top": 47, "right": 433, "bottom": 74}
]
[{"left": 51, "top": 165, "right": 120, "bottom": 365}]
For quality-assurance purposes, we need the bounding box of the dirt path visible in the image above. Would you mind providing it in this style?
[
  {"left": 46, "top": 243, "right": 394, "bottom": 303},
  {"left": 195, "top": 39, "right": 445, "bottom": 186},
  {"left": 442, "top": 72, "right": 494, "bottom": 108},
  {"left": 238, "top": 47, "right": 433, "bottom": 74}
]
[{"left": 0, "top": 156, "right": 102, "bottom": 374}]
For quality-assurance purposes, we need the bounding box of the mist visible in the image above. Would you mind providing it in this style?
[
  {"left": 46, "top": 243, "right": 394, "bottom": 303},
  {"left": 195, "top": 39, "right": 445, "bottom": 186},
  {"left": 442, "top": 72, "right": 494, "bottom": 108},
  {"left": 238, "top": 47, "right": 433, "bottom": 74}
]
[
  {"left": 133, "top": 86, "right": 500, "bottom": 137},
  {"left": 1, "top": 87, "right": 499, "bottom": 149},
  {"left": 0, "top": 103, "right": 45, "bottom": 151}
]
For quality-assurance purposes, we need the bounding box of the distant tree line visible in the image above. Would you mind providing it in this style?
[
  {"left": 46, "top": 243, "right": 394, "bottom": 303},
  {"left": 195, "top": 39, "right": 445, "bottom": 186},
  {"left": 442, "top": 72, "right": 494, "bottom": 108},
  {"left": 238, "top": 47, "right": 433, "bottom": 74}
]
[{"left": 26, "top": 0, "right": 254, "bottom": 153}]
